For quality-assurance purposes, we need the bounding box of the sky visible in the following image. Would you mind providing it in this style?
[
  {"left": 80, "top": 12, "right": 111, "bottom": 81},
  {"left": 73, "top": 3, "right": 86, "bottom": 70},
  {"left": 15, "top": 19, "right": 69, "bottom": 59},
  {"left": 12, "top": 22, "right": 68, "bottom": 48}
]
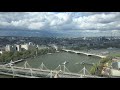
[{"left": 0, "top": 12, "right": 120, "bottom": 37}]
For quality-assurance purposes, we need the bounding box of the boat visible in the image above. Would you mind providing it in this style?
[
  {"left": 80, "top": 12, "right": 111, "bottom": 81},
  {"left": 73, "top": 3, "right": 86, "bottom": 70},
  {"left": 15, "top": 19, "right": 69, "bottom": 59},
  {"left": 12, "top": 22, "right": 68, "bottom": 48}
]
[
  {"left": 80, "top": 61, "right": 94, "bottom": 65},
  {"left": 5, "top": 63, "right": 14, "bottom": 67},
  {"left": 80, "top": 61, "right": 85, "bottom": 64},
  {"left": 62, "top": 61, "right": 69, "bottom": 65},
  {"left": 47, "top": 53, "right": 52, "bottom": 54},
  {"left": 75, "top": 62, "right": 80, "bottom": 64},
  {"left": 56, "top": 51, "right": 60, "bottom": 52}
]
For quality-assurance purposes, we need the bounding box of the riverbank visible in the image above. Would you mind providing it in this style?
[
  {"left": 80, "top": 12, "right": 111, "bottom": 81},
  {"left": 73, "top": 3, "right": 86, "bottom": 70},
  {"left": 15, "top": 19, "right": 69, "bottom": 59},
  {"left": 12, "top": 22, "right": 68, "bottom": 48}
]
[
  {"left": 4, "top": 59, "right": 26, "bottom": 66},
  {"left": 0, "top": 47, "right": 56, "bottom": 65}
]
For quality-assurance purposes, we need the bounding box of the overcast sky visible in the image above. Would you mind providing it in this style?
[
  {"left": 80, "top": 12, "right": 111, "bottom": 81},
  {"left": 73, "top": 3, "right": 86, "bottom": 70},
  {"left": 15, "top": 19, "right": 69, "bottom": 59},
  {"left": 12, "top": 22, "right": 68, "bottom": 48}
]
[{"left": 0, "top": 12, "right": 120, "bottom": 37}]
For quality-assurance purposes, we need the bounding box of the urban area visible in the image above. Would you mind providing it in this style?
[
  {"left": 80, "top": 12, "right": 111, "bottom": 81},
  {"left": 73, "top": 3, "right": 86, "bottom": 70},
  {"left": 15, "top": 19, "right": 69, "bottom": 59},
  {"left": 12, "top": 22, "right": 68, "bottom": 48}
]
[
  {"left": 0, "top": 36, "right": 120, "bottom": 78},
  {"left": 0, "top": 12, "right": 120, "bottom": 78}
]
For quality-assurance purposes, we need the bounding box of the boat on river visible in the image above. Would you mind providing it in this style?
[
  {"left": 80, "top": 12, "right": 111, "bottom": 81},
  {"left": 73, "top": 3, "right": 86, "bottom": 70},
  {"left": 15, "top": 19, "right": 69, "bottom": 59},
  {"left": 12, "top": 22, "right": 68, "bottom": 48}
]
[
  {"left": 75, "top": 61, "right": 94, "bottom": 65},
  {"left": 62, "top": 61, "right": 69, "bottom": 65},
  {"left": 47, "top": 53, "right": 52, "bottom": 54}
]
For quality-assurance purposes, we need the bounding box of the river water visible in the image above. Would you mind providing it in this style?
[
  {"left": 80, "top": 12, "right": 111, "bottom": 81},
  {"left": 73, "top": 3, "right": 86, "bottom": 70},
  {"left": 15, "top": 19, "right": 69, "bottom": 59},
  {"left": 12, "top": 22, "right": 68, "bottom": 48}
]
[
  {"left": 0, "top": 52, "right": 101, "bottom": 78},
  {"left": 15, "top": 52, "right": 101, "bottom": 73}
]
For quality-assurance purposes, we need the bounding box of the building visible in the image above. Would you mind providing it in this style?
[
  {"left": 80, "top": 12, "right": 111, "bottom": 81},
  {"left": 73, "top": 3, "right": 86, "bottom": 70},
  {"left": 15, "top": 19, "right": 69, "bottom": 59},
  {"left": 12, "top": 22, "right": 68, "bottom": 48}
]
[
  {"left": 21, "top": 44, "right": 29, "bottom": 50},
  {"left": 112, "top": 57, "right": 120, "bottom": 62},
  {"left": 110, "top": 69, "right": 120, "bottom": 77},
  {"left": 21, "top": 42, "right": 36, "bottom": 50},
  {"left": 5, "top": 44, "right": 21, "bottom": 52},
  {"left": 5, "top": 42, "right": 36, "bottom": 52},
  {"left": 112, "top": 61, "right": 120, "bottom": 70},
  {"left": 5, "top": 45, "right": 14, "bottom": 51},
  {"left": 0, "top": 51, "right": 3, "bottom": 54},
  {"left": 37, "top": 45, "right": 49, "bottom": 50},
  {"left": 15, "top": 44, "right": 21, "bottom": 51},
  {"left": 0, "top": 46, "right": 5, "bottom": 54}
]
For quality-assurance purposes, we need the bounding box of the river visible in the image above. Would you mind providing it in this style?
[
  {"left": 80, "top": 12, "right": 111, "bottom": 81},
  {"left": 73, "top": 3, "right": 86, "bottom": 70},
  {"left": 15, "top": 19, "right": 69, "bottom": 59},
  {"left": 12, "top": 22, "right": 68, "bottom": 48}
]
[
  {"left": 15, "top": 52, "right": 100, "bottom": 72},
  {"left": 0, "top": 51, "right": 101, "bottom": 78}
]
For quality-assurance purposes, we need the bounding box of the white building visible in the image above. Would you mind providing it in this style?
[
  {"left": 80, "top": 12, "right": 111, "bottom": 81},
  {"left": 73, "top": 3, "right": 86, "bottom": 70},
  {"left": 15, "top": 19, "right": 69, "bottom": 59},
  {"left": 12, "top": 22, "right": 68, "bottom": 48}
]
[
  {"left": 112, "top": 61, "right": 120, "bottom": 70},
  {"left": 21, "top": 44, "right": 29, "bottom": 50},
  {"left": 0, "top": 51, "right": 3, "bottom": 54},
  {"left": 110, "top": 69, "right": 120, "bottom": 77},
  {"left": 5, "top": 44, "right": 21, "bottom": 52},
  {"left": 37, "top": 45, "right": 49, "bottom": 50},
  {"left": 21, "top": 42, "right": 36, "bottom": 50},
  {"left": 15, "top": 45, "right": 21, "bottom": 51},
  {"left": 5, "top": 45, "right": 14, "bottom": 51},
  {"left": 5, "top": 42, "right": 36, "bottom": 52}
]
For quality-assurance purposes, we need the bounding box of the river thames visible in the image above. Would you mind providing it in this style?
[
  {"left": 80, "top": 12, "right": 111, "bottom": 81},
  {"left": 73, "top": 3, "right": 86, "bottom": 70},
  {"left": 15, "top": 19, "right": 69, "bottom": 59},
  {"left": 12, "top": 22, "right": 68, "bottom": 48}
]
[
  {"left": 0, "top": 51, "right": 102, "bottom": 78},
  {"left": 15, "top": 52, "right": 101, "bottom": 73}
]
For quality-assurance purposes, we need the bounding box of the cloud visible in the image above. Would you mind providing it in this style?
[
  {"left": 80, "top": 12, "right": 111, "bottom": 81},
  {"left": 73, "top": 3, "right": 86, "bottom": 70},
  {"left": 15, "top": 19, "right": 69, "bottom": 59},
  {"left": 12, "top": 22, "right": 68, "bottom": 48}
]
[
  {"left": 28, "top": 22, "right": 45, "bottom": 30},
  {"left": 0, "top": 12, "right": 120, "bottom": 36},
  {"left": 72, "top": 12, "right": 120, "bottom": 34}
]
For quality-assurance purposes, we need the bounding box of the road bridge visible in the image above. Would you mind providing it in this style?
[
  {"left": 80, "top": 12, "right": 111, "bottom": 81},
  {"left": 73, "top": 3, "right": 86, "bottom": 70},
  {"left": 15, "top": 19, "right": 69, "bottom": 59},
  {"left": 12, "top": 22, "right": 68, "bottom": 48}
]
[{"left": 62, "top": 49, "right": 106, "bottom": 58}]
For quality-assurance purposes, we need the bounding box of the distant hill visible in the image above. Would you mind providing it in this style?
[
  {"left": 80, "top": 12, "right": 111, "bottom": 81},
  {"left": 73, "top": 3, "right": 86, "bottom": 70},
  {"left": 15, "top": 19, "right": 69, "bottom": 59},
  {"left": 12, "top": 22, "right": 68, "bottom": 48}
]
[
  {"left": 0, "top": 29, "right": 61, "bottom": 37},
  {"left": 0, "top": 29, "right": 82, "bottom": 38}
]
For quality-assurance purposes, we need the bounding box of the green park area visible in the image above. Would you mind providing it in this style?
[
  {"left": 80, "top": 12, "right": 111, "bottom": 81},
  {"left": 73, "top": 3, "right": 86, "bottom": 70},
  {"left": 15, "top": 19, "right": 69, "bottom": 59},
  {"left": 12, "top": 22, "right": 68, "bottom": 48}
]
[{"left": 0, "top": 47, "right": 56, "bottom": 64}]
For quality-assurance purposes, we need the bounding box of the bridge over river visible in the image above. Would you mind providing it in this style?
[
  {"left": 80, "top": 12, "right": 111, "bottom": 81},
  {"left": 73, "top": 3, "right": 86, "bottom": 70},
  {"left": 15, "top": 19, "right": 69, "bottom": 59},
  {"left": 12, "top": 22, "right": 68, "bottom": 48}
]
[
  {"left": 62, "top": 49, "right": 107, "bottom": 59},
  {"left": 0, "top": 61, "right": 102, "bottom": 78}
]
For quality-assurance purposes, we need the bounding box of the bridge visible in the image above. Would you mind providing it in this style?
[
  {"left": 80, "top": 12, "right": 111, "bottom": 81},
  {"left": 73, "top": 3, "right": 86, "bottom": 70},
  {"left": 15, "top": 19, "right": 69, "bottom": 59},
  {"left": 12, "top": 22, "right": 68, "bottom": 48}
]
[
  {"left": 5, "top": 59, "right": 25, "bottom": 66},
  {"left": 62, "top": 49, "right": 107, "bottom": 59},
  {"left": 0, "top": 61, "right": 102, "bottom": 78}
]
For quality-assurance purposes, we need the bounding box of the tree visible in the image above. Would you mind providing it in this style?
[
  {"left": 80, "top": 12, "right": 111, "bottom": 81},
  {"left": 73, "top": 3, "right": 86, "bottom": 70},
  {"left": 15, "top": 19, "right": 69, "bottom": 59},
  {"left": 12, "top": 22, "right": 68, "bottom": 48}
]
[{"left": 90, "top": 64, "right": 98, "bottom": 75}]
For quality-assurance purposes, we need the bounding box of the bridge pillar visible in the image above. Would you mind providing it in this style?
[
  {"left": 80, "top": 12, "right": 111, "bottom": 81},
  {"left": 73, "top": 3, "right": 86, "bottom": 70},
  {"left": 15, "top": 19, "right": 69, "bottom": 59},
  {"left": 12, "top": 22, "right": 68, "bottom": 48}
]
[
  {"left": 11, "top": 66, "right": 15, "bottom": 78},
  {"left": 50, "top": 70, "right": 53, "bottom": 78},
  {"left": 80, "top": 74, "right": 83, "bottom": 78},
  {"left": 59, "top": 65, "right": 61, "bottom": 71},
  {"left": 63, "top": 64, "right": 65, "bottom": 73},
  {"left": 30, "top": 68, "right": 33, "bottom": 77},
  {"left": 41, "top": 62, "right": 44, "bottom": 70},
  {"left": 83, "top": 67, "right": 86, "bottom": 76},
  {"left": 24, "top": 61, "right": 28, "bottom": 69}
]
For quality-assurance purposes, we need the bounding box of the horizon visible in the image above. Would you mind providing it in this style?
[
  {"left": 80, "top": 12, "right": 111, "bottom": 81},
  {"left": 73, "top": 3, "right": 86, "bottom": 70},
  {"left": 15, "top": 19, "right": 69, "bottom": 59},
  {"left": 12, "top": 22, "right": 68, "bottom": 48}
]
[{"left": 0, "top": 12, "right": 120, "bottom": 37}]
